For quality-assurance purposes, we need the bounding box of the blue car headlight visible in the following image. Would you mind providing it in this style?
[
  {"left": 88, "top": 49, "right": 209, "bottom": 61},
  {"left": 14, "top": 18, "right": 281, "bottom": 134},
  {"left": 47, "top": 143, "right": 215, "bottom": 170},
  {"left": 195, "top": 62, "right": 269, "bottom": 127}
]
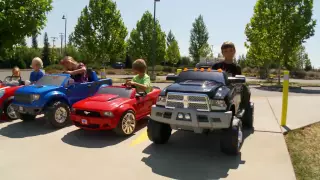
[{"left": 31, "top": 94, "right": 40, "bottom": 101}]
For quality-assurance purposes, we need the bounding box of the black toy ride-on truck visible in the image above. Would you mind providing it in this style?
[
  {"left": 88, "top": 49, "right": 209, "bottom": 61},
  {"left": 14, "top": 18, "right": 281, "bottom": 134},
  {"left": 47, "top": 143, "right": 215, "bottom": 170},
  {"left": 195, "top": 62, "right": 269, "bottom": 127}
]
[{"left": 147, "top": 69, "right": 254, "bottom": 155}]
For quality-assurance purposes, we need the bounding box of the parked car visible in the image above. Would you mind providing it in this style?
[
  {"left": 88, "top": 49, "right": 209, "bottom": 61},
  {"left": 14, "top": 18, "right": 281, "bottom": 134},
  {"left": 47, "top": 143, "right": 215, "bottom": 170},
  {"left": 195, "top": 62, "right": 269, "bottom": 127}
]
[
  {"left": 11, "top": 70, "right": 112, "bottom": 128},
  {"left": 0, "top": 76, "right": 26, "bottom": 120},
  {"left": 71, "top": 85, "right": 161, "bottom": 136},
  {"left": 147, "top": 68, "right": 254, "bottom": 155},
  {"left": 112, "top": 62, "right": 125, "bottom": 69}
]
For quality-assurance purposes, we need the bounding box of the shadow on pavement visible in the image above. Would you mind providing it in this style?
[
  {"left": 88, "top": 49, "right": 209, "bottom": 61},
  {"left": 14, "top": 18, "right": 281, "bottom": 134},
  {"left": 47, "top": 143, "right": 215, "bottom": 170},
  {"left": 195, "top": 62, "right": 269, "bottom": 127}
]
[
  {"left": 254, "top": 86, "right": 320, "bottom": 94},
  {"left": 61, "top": 118, "right": 148, "bottom": 148},
  {"left": 0, "top": 117, "right": 60, "bottom": 138},
  {"left": 141, "top": 129, "right": 253, "bottom": 180}
]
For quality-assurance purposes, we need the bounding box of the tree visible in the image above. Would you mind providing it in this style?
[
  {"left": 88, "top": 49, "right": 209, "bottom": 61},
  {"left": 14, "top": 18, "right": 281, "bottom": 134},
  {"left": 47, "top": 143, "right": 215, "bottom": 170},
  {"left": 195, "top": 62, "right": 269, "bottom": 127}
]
[
  {"left": 304, "top": 57, "right": 312, "bottom": 71},
  {"left": 237, "top": 54, "right": 247, "bottom": 68},
  {"left": 166, "top": 30, "right": 175, "bottom": 47},
  {"left": 32, "top": 35, "right": 38, "bottom": 49},
  {"left": 42, "top": 32, "right": 50, "bottom": 67},
  {"left": 165, "top": 40, "right": 181, "bottom": 65},
  {"left": 0, "top": 0, "right": 53, "bottom": 52},
  {"left": 245, "top": 0, "right": 316, "bottom": 82},
  {"left": 127, "top": 11, "right": 166, "bottom": 65},
  {"left": 70, "top": 0, "right": 128, "bottom": 64},
  {"left": 189, "top": 15, "right": 210, "bottom": 63}
]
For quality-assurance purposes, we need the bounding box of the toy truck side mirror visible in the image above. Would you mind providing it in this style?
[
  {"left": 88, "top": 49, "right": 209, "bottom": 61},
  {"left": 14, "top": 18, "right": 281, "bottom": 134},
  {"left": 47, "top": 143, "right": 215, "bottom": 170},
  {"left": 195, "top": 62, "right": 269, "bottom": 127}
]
[{"left": 228, "top": 75, "right": 246, "bottom": 84}]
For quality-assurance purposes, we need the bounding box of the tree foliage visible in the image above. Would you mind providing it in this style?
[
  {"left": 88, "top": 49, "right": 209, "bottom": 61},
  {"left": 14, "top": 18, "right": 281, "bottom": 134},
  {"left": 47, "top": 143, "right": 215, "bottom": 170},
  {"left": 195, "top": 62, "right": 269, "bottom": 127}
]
[
  {"left": 127, "top": 11, "right": 166, "bottom": 65},
  {"left": 70, "top": 0, "right": 128, "bottom": 63},
  {"left": 189, "top": 15, "right": 210, "bottom": 63},
  {"left": 165, "top": 40, "right": 181, "bottom": 65},
  {"left": 42, "top": 32, "right": 50, "bottom": 67},
  {"left": 166, "top": 30, "right": 175, "bottom": 47},
  {"left": 0, "top": 0, "right": 53, "bottom": 52},
  {"left": 32, "top": 35, "right": 38, "bottom": 49},
  {"left": 245, "top": 0, "right": 316, "bottom": 80}
]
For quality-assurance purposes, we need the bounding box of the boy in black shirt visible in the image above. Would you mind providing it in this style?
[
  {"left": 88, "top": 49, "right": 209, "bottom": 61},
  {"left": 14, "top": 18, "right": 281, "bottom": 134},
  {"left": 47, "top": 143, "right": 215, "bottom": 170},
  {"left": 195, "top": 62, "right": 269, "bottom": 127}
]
[{"left": 212, "top": 41, "right": 241, "bottom": 76}]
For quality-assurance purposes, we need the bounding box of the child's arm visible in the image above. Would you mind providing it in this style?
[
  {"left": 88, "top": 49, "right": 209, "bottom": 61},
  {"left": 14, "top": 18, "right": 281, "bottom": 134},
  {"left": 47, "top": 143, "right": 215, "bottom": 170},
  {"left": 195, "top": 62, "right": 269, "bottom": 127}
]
[
  {"left": 67, "top": 65, "right": 86, "bottom": 75},
  {"left": 129, "top": 76, "right": 151, "bottom": 92}
]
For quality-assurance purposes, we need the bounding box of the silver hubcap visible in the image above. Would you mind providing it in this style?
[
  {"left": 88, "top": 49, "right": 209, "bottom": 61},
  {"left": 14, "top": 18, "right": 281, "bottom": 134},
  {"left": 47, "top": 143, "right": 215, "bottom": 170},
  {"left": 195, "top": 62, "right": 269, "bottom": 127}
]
[
  {"left": 7, "top": 103, "right": 17, "bottom": 119},
  {"left": 55, "top": 107, "right": 68, "bottom": 123},
  {"left": 238, "top": 126, "right": 243, "bottom": 149},
  {"left": 121, "top": 113, "right": 136, "bottom": 135}
]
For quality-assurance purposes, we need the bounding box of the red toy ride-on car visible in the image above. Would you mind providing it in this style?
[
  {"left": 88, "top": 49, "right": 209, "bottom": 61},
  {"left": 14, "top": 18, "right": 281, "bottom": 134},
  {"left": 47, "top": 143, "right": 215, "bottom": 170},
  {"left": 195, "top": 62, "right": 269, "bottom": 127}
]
[
  {"left": 71, "top": 85, "right": 161, "bottom": 136},
  {"left": 0, "top": 76, "right": 27, "bottom": 120}
]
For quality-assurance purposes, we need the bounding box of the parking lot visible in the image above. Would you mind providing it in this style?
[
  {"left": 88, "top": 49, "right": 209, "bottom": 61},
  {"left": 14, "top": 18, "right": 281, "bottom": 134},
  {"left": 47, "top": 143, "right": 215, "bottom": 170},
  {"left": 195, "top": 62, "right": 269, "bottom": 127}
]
[{"left": 1, "top": 82, "right": 308, "bottom": 180}]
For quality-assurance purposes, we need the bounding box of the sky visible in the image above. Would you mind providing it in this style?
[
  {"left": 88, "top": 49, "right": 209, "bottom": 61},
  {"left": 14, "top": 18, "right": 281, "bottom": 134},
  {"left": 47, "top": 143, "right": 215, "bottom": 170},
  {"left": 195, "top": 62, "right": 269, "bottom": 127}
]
[{"left": 27, "top": 0, "right": 320, "bottom": 67}]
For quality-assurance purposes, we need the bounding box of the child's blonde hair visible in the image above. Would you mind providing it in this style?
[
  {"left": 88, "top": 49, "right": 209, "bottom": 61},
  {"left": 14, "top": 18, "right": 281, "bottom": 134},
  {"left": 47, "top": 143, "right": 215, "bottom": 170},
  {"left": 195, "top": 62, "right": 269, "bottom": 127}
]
[
  {"left": 12, "top": 66, "right": 20, "bottom": 76},
  {"left": 132, "top": 59, "right": 147, "bottom": 73},
  {"left": 31, "top": 57, "right": 43, "bottom": 68}
]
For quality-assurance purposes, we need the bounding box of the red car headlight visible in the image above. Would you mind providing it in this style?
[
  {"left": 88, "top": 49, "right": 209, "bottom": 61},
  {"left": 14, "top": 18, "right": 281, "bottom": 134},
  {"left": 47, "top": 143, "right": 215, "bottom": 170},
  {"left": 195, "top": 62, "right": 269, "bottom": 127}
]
[
  {"left": 71, "top": 108, "right": 76, "bottom": 113},
  {"left": 102, "top": 111, "right": 114, "bottom": 117}
]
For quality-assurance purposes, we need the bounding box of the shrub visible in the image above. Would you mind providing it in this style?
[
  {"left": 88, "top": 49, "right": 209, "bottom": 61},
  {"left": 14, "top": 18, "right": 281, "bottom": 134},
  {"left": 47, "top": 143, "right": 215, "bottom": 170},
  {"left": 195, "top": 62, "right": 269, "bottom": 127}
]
[
  {"left": 163, "top": 66, "right": 176, "bottom": 73},
  {"left": 242, "top": 67, "right": 253, "bottom": 73},
  {"left": 290, "top": 70, "right": 307, "bottom": 79},
  {"left": 106, "top": 71, "right": 116, "bottom": 75},
  {"left": 44, "top": 64, "right": 63, "bottom": 74},
  {"left": 269, "top": 69, "right": 277, "bottom": 75},
  {"left": 306, "top": 71, "right": 320, "bottom": 79}
]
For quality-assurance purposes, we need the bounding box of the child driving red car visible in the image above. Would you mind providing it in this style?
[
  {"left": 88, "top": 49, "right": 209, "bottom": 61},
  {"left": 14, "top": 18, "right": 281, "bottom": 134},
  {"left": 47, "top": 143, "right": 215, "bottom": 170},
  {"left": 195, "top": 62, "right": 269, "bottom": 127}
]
[{"left": 125, "top": 59, "right": 151, "bottom": 93}]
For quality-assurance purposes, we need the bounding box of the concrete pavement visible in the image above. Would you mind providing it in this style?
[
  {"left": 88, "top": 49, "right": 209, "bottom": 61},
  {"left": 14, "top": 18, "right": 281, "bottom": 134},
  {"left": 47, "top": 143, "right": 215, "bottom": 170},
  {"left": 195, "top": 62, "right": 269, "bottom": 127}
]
[{"left": 0, "top": 90, "right": 300, "bottom": 180}]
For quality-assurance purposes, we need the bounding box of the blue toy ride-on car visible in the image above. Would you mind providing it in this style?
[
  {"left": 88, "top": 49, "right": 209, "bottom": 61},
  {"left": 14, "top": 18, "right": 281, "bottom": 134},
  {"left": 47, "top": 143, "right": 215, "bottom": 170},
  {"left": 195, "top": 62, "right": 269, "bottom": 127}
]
[{"left": 12, "top": 70, "right": 112, "bottom": 128}]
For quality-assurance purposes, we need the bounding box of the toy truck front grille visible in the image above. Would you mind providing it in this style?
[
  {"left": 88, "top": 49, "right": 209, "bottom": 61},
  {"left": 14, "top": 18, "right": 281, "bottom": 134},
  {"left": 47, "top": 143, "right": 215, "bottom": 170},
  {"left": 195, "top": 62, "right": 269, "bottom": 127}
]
[
  {"left": 165, "top": 93, "right": 210, "bottom": 111},
  {"left": 14, "top": 94, "right": 31, "bottom": 104}
]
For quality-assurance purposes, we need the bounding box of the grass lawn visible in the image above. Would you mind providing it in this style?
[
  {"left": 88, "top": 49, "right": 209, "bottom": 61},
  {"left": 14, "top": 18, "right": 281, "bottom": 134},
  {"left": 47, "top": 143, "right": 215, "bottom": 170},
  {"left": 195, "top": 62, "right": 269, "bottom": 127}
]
[{"left": 285, "top": 122, "right": 320, "bottom": 180}]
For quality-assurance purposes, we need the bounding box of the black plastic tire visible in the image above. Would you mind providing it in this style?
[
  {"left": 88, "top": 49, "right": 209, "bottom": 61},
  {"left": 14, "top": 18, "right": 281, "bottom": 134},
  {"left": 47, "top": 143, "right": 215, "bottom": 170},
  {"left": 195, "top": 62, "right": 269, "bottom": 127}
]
[
  {"left": 220, "top": 119, "right": 243, "bottom": 155},
  {"left": 4, "top": 100, "right": 18, "bottom": 120},
  {"left": 20, "top": 114, "right": 36, "bottom": 121},
  {"left": 113, "top": 110, "right": 136, "bottom": 136},
  {"left": 147, "top": 119, "right": 172, "bottom": 144},
  {"left": 242, "top": 102, "right": 254, "bottom": 129},
  {"left": 45, "top": 101, "right": 70, "bottom": 128}
]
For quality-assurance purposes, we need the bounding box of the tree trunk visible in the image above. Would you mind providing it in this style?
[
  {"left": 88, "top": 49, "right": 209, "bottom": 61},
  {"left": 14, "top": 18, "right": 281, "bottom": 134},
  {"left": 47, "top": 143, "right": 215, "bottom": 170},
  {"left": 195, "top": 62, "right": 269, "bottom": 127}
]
[{"left": 277, "top": 58, "right": 281, "bottom": 85}]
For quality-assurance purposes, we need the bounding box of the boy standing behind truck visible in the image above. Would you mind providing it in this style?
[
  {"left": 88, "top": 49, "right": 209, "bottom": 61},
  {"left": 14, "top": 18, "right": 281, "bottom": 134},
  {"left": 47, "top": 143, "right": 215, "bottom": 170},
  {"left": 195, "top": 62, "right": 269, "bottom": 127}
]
[{"left": 212, "top": 41, "right": 242, "bottom": 77}]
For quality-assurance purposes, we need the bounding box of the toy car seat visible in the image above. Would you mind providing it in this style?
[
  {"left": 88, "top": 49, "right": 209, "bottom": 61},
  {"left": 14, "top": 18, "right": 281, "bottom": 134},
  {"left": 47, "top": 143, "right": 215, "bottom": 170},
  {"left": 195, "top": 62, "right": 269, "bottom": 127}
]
[{"left": 87, "top": 68, "right": 99, "bottom": 82}]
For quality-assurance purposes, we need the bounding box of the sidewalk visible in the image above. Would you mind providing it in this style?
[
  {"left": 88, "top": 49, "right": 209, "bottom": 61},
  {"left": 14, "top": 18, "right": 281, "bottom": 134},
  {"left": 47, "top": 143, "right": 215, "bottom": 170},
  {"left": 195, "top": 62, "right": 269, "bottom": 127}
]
[
  {"left": 219, "top": 97, "right": 296, "bottom": 180},
  {"left": 267, "top": 96, "right": 320, "bottom": 132}
]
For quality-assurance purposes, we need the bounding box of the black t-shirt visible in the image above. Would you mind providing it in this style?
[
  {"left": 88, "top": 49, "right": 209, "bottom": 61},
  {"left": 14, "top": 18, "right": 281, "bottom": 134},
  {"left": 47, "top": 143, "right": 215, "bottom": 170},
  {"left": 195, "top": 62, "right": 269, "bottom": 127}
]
[{"left": 212, "top": 61, "right": 242, "bottom": 77}]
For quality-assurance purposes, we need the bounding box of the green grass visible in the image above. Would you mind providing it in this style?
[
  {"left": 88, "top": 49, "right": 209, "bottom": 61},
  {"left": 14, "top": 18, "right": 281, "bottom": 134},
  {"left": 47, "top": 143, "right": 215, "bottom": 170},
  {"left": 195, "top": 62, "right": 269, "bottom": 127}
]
[{"left": 285, "top": 123, "right": 320, "bottom": 180}]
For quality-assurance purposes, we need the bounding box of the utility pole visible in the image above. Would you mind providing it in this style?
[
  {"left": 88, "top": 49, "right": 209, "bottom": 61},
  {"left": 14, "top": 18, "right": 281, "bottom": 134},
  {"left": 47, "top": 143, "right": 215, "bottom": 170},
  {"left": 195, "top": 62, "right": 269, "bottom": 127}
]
[
  {"left": 51, "top": 37, "right": 58, "bottom": 62},
  {"left": 51, "top": 37, "right": 58, "bottom": 48},
  {"left": 62, "top": 15, "right": 67, "bottom": 55},
  {"left": 59, "top": 33, "right": 64, "bottom": 56}
]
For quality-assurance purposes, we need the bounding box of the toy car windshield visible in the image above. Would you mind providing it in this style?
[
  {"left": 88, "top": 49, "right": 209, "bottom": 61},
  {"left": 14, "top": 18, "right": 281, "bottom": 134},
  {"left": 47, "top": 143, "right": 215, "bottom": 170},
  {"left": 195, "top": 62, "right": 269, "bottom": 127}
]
[
  {"left": 35, "top": 75, "right": 67, "bottom": 86},
  {"left": 175, "top": 70, "right": 226, "bottom": 85},
  {"left": 2, "top": 76, "right": 22, "bottom": 86},
  {"left": 96, "top": 87, "right": 132, "bottom": 98}
]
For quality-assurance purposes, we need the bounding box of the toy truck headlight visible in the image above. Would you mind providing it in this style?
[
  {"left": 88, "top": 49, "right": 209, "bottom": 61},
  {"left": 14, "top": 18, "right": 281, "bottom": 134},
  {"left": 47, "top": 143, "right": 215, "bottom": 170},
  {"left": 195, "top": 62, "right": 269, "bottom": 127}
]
[
  {"left": 156, "top": 96, "right": 167, "bottom": 106},
  {"left": 103, "top": 111, "right": 114, "bottom": 117},
  {"left": 31, "top": 94, "right": 40, "bottom": 101},
  {"left": 210, "top": 100, "right": 227, "bottom": 110}
]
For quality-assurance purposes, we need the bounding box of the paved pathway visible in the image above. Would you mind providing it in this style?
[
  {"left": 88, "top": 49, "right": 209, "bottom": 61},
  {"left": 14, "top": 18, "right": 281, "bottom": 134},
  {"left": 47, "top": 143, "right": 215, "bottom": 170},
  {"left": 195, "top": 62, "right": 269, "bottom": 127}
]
[{"left": 0, "top": 84, "right": 302, "bottom": 180}]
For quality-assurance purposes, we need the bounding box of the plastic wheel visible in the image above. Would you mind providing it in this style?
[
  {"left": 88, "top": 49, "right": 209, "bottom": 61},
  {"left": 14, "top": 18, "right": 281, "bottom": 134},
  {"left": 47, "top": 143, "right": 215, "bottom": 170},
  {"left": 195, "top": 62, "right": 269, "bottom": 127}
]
[{"left": 147, "top": 119, "right": 172, "bottom": 144}]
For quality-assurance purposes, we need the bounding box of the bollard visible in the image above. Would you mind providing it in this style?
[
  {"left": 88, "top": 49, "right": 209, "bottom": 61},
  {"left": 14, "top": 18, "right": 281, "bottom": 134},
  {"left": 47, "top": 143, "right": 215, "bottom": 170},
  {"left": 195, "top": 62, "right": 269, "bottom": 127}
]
[
  {"left": 100, "top": 68, "right": 106, "bottom": 79},
  {"left": 177, "top": 69, "right": 182, "bottom": 74},
  {"left": 281, "top": 71, "right": 289, "bottom": 126}
]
